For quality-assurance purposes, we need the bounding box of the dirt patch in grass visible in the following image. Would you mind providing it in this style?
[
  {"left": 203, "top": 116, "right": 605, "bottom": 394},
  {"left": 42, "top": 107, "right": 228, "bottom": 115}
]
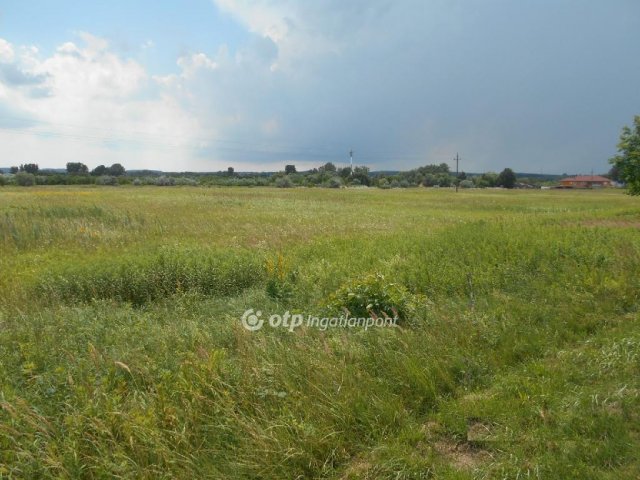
[
  {"left": 433, "top": 439, "right": 492, "bottom": 470},
  {"left": 423, "top": 421, "right": 493, "bottom": 471}
]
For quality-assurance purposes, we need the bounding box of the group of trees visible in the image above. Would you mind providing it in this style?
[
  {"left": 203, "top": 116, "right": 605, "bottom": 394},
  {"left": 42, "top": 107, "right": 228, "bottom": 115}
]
[
  {"left": 96, "top": 163, "right": 126, "bottom": 176},
  {"left": 9, "top": 164, "right": 39, "bottom": 174},
  {"left": 1, "top": 162, "right": 127, "bottom": 187},
  {"left": 6, "top": 162, "right": 126, "bottom": 177},
  {"left": 0, "top": 161, "right": 585, "bottom": 190},
  {"left": 201, "top": 162, "right": 521, "bottom": 189},
  {"left": 0, "top": 158, "right": 560, "bottom": 190},
  {"left": 67, "top": 162, "right": 126, "bottom": 176}
]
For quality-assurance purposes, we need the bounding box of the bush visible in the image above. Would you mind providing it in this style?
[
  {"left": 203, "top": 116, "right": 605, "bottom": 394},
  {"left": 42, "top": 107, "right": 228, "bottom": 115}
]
[
  {"left": 275, "top": 176, "right": 294, "bottom": 188},
  {"left": 155, "top": 176, "right": 176, "bottom": 186},
  {"left": 15, "top": 172, "right": 35, "bottom": 186},
  {"left": 96, "top": 175, "right": 118, "bottom": 186},
  {"left": 460, "top": 179, "right": 474, "bottom": 188},
  {"left": 175, "top": 177, "right": 198, "bottom": 186},
  {"left": 327, "top": 177, "right": 343, "bottom": 188},
  {"left": 0, "top": 175, "right": 6, "bottom": 186},
  {"left": 329, "top": 272, "right": 418, "bottom": 322}
]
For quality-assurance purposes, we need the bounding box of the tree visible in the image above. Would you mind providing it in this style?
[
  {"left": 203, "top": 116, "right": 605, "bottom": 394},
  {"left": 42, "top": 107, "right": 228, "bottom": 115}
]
[
  {"left": 284, "top": 164, "right": 297, "bottom": 175},
  {"left": 338, "top": 167, "right": 352, "bottom": 179},
  {"left": 497, "top": 168, "right": 517, "bottom": 189},
  {"left": 609, "top": 115, "right": 640, "bottom": 195},
  {"left": 227, "top": 167, "right": 235, "bottom": 176},
  {"left": 351, "top": 166, "right": 370, "bottom": 186},
  {"left": 20, "top": 163, "right": 39, "bottom": 174},
  {"left": 319, "top": 162, "right": 336, "bottom": 173},
  {"left": 66, "top": 162, "right": 88, "bottom": 174},
  {"left": 474, "top": 172, "right": 498, "bottom": 188},
  {"left": 9, "top": 166, "right": 19, "bottom": 174},
  {"left": 108, "top": 163, "right": 126, "bottom": 176},
  {"left": 91, "top": 165, "right": 108, "bottom": 176}
]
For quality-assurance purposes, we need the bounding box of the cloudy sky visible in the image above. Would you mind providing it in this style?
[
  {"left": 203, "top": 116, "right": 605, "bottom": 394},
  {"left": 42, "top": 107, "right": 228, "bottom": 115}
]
[{"left": 0, "top": 1, "right": 639, "bottom": 173}]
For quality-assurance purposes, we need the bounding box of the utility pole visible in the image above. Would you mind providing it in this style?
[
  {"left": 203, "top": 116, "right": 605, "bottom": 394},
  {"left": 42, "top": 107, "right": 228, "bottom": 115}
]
[
  {"left": 349, "top": 149, "right": 354, "bottom": 175},
  {"left": 455, "top": 152, "right": 460, "bottom": 192}
]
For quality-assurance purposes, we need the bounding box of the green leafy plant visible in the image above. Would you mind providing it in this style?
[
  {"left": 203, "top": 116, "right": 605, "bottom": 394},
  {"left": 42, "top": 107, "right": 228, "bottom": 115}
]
[{"left": 329, "top": 272, "right": 416, "bottom": 321}]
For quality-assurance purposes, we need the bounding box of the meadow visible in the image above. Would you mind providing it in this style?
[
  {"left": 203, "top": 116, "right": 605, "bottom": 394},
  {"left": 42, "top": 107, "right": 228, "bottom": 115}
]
[{"left": 0, "top": 186, "right": 638, "bottom": 479}]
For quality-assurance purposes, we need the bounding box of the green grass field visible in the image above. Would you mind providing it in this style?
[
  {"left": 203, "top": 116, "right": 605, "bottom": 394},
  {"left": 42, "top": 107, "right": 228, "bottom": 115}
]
[{"left": 1, "top": 186, "right": 639, "bottom": 479}]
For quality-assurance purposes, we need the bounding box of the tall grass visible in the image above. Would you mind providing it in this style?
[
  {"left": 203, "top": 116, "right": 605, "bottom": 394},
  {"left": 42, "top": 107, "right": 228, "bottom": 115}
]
[
  {"left": 33, "top": 247, "right": 264, "bottom": 306},
  {"left": 1, "top": 205, "right": 145, "bottom": 250},
  {"left": 0, "top": 186, "right": 639, "bottom": 478}
]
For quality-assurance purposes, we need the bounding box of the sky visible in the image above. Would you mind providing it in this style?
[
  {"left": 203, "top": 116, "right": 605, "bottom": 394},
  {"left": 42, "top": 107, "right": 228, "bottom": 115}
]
[{"left": 0, "top": 1, "right": 639, "bottom": 174}]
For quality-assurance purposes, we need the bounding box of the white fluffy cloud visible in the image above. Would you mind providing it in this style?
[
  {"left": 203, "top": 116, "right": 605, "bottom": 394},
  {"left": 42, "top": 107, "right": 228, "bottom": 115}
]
[
  {"left": 0, "top": 33, "right": 204, "bottom": 170},
  {"left": 0, "top": 39, "right": 14, "bottom": 63}
]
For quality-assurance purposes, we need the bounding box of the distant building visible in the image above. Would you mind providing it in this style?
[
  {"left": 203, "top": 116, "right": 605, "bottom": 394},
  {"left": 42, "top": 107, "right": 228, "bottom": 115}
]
[{"left": 559, "top": 175, "right": 612, "bottom": 188}]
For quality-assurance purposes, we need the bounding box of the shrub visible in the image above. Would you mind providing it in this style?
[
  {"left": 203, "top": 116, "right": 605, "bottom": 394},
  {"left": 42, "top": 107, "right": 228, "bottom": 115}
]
[
  {"left": 329, "top": 272, "right": 418, "bottom": 322},
  {"left": 327, "top": 177, "right": 343, "bottom": 188},
  {"left": 15, "top": 172, "right": 35, "bottom": 186},
  {"left": 175, "top": 177, "right": 198, "bottom": 186},
  {"left": 96, "top": 175, "right": 118, "bottom": 186},
  {"left": 155, "top": 176, "right": 176, "bottom": 186},
  {"left": 275, "top": 176, "right": 294, "bottom": 188},
  {"left": 0, "top": 175, "right": 6, "bottom": 186}
]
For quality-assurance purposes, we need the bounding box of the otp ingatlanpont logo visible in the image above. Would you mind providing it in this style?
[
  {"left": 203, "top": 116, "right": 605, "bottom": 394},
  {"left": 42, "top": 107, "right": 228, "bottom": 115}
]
[{"left": 241, "top": 309, "right": 263, "bottom": 331}]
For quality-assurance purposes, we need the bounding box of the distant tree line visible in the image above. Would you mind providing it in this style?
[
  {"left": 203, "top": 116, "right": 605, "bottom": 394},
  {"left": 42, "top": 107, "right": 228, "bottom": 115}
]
[
  {"left": 0, "top": 162, "right": 128, "bottom": 186},
  {"left": 196, "top": 163, "right": 526, "bottom": 189},
  {"left": 0, "top": 159, "right": 610, "bottom": 189}
]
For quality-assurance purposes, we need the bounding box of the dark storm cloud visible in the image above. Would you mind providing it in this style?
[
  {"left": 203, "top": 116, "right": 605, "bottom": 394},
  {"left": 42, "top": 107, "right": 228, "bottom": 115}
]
[{"left": 209, "top": 0, "right": 640, "bottom": 173}]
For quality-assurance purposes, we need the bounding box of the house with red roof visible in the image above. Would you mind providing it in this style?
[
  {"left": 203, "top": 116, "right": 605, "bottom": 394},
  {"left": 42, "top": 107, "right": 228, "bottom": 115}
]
[{"left": 559, "top": 175, "right": 612, "bottom": 188}]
